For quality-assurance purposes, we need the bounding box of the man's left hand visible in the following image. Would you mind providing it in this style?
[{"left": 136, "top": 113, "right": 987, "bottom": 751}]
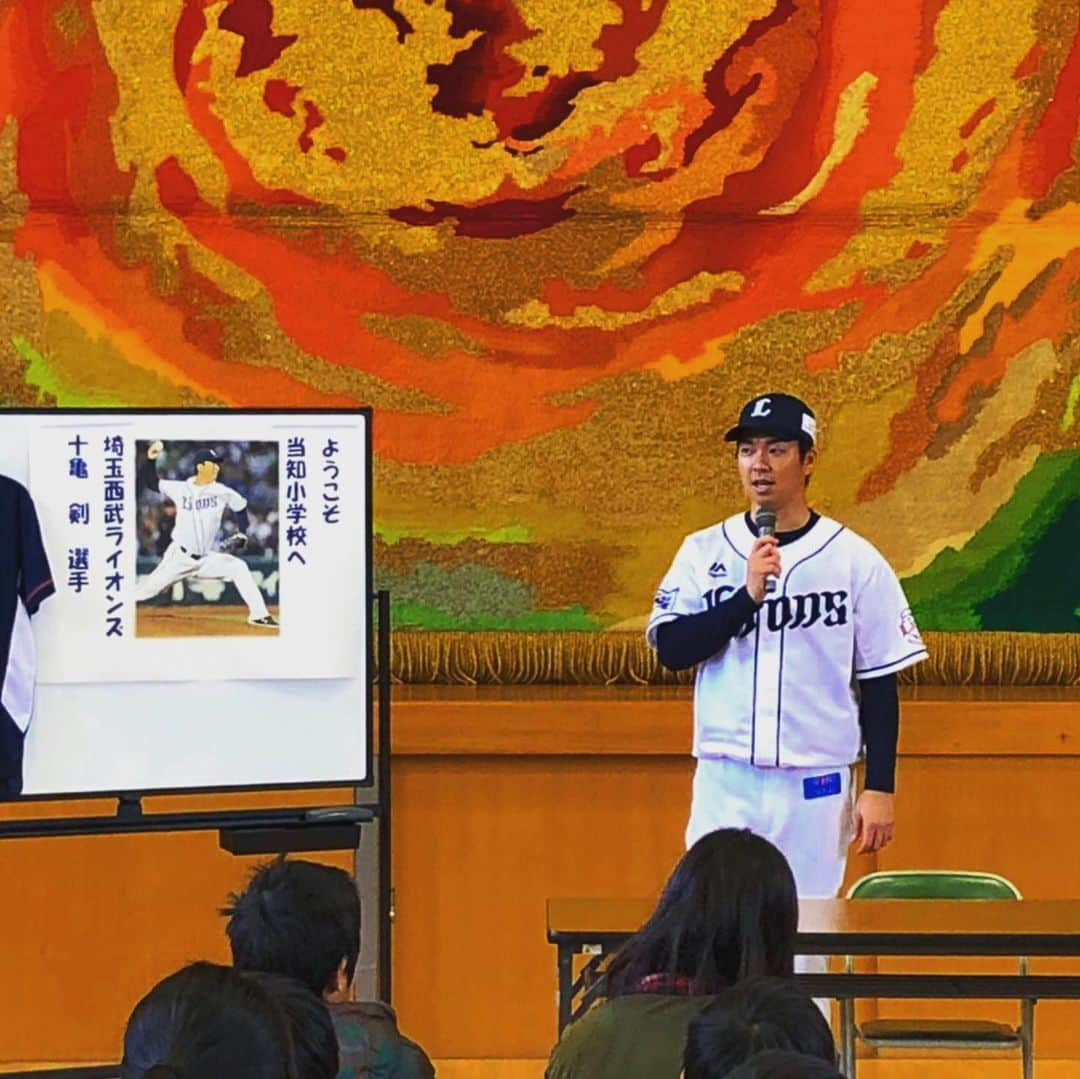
[{"left": 852, "top": 789, "right": 894, "bottom": 854}]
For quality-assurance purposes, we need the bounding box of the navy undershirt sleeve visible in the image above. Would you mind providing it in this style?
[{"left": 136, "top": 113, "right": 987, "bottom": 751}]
[
  {"left": 859, "top": 672, "right": 899, "bottom": 792},
  {"left": 655, "top": 587, "right": 760, "bottom": 670},
  {"left": 235, "top": 508, "right": 251, "bottom": 535},
  {"left": 657, "top": 512, "right": 820, "bottom": 671}
]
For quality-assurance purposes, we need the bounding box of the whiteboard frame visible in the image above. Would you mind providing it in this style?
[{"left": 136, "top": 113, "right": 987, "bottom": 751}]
[{"left": 4, "top": 406, "right": 374, "bottom": 802}]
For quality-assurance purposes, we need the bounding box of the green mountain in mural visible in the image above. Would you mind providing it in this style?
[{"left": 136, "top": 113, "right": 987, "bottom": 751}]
[
  {"left": 375, "top": 560, "right": 605, "bottom": 631},
  {"left": 903, "top": 449, "right": 1080, "bottom": 631}
]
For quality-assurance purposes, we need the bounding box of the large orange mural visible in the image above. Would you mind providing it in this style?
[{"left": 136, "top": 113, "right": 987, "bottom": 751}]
[{"left": 1, "top": 0, "right": 1078, "bottom": 636}]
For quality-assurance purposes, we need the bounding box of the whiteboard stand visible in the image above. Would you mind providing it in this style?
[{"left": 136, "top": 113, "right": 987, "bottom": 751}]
[
  {"left": 375, "top": 588, "right": 393, "bottom": 1003},
  {"left": 0, "top": 801, "right": 375, "bottom": 842}
]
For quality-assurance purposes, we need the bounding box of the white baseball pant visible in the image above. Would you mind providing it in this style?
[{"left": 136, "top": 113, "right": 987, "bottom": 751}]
[
  {"left": 135, "top": 542, "right": 269, "bottom": 620},
  {"left": 685, "top": 755, "right": 855, "bottom": 1007},
  {"left": 685, "top": 755, "right": 854, "bottom": 896}
]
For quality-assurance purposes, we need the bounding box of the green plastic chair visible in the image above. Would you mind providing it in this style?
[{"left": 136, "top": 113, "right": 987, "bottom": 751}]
[{"left": 844, "top": 870, "right": 1032, "bottom": 1079}]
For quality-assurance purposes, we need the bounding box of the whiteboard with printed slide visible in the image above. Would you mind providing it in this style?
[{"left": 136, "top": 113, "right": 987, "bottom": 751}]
[{"left": 2, "top": 409, "right": 371, "bottom": 797}]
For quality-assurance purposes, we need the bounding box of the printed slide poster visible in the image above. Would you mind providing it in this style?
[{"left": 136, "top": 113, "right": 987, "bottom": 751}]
[{"left": 27, "top": 412, "right": 368, "bottom": 684}]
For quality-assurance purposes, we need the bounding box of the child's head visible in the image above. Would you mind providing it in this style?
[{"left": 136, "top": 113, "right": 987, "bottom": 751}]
[
  {"left": 683, "top": 977, "right": 835, "bottom": 1079},
  {"left": 724, "top": 1049, "right": 845, "bottom": 1078},
  {"left": 120, "top": 961, "right": 294, "bottom": 1079},
  {"left": 223, "top": 855, "right": 361, "bottom": 998},
  {"left": 605, "top": 829, "right": 798, "bottom": 996}
]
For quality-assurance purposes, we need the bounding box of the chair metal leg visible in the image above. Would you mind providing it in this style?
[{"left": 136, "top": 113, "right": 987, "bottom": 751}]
[
  {"left": 839, "top": 996, "right": 856, "bottom": 1077},
  {"left": 1020, "top": 997, "right": 1034, "bottom": 1079}
]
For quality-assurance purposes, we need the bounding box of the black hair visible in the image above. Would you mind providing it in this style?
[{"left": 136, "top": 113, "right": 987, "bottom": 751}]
[
  {"left": 683, "top": 976, "right": 836, "bottom": 1078},
  {"left": 602, "top": 829, "right": 798, "bottom": 997},
  {"left": 724, "top": 1049, "right": 845, "bottom": 1078},
  {"left": 732, "top": 432, "right": 813, "bottom": 460},
  {"left": 223, "top": 855, "right": 362, "bottom": 996},
  {"left": 120, "top": 961, "right": 295, "bottom": 1079},
  {"left": 244, "top": 971, "right": 340, "bottom": 1079}
]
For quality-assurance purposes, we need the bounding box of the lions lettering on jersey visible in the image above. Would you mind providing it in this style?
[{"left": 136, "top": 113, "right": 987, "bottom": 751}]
[
  {"left": 160, "top": 478, "right": 246, "bottom": 555},
  {"left": 647, "top": 512, "right": 926, "bottom": 769},
  {"left": 705, "top": 585, "right": 849, "bottom": 635},
  {"left": 180, "top": 493, "right": 222, "bottom": 513}
]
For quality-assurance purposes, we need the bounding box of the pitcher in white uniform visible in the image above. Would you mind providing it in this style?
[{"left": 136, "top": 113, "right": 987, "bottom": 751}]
[
  {"left": 647, "top": 393, "right": 927, "bottom": 896},
  {"left": 135, "top": 444, "right": 278, "bottom": 628}
]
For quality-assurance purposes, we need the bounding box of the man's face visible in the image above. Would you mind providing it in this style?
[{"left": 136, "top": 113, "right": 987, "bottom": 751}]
[
  {"left": 196, "top": 460, "right": 221, "bottom": 483},
  {"left": 736, "top": 436, "right": 813, "bottom": 510}
]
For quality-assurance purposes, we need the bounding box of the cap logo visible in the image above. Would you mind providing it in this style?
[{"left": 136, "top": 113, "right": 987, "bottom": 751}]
[
  {"left": 749, "top": 397, "right": 772, "bottom": 418},
  {"left": 801, "top": 414, "right": 817, "bottom": 439}
]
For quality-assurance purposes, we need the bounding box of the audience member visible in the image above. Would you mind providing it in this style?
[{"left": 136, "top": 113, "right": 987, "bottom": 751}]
[
  {"left": 246, "top": 970, "right": 340, "bottom": 1079},
  {"left": 223, "top": 855, "right": 435, "bottom": 1078},
  {"left": 546, "top": 828, "right": 798, "bottom": 1078},
  {"left": 725, "top": 1049, "right": 845, "bottom": 1078},
  {"left": 120, "top": 961, "right": 295, "bottom": 1079},
  {"left": 682, "top": 977, "right": 835, "bottom": 1079}
]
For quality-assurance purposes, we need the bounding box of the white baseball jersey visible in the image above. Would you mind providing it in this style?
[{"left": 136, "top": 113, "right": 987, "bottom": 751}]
[
  {"left": 647, "top": 512, "right": 927, "bottom": 769},
  {"left": 160, "top": 479, "right": 246, "bottom": 556}
]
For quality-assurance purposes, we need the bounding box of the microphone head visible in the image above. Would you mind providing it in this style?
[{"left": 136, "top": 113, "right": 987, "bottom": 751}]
[{"left": 755, "top": 509, "right": 777, "bottom": 535}]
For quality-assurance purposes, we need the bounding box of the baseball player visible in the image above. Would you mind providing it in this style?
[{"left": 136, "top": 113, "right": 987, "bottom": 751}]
[
  {"left": 135, "top": 444, "right": 278, "bottom": 628},
  {"left": 647, "top": 393, "right": 927, "bottom": 900}
]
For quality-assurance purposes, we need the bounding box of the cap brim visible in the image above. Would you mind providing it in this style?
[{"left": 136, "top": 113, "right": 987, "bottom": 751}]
[{"left": 724, "top": 424, "right": 806, "bottom": 443}]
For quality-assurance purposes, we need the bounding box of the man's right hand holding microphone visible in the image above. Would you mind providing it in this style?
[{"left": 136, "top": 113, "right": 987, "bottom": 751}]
[{"left": 746, "top": 534, "right": 781, "bottom": 604}]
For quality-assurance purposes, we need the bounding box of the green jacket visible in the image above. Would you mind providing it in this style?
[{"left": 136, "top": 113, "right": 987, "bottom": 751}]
[
  {"left": 546, "top": 994, "right": 714, "bottom": 1079},
  {"left": 331, "top": 1001, "right": 435, "bottom": 1079}
]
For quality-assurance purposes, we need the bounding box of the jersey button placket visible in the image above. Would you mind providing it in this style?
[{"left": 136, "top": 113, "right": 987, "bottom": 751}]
[{"left": 752, "top": 585, "right": 783, "bottom": 766}]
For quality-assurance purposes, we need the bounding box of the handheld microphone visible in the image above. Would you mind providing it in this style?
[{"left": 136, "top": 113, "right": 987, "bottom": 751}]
[{"left": 755, "top": 509, "right": 778, "bottom": 594}]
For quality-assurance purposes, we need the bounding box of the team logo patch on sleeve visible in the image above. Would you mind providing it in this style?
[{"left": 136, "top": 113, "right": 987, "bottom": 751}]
[
  {"left": 654, "top": 587, "right": 679, "bottom": 611},
  {"left": 899, "top": 607, "right": 922, "bottom": 644}
]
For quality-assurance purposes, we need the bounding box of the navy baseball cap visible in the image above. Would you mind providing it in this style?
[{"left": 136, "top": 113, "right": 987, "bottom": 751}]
[
  {"left": 724, "top": 393, "right": 817, "bottom": 446},
  {"left": 193, "top": 449, "right": 222, "bottom": 466}
]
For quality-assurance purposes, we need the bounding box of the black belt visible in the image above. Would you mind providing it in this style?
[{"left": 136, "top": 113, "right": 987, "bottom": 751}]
[{"left": 179, "top": 545, "right": 207, "bottom": 558}]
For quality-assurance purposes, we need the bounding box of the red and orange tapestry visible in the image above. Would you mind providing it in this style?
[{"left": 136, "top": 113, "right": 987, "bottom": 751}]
[{"left": 1, "top": 0, "right": 1078, "bottom": 671}]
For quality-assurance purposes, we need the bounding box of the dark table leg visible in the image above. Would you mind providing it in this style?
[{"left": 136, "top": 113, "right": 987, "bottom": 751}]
[{"left": 557, "top": 942, "right": 573, "bottom": 1034}]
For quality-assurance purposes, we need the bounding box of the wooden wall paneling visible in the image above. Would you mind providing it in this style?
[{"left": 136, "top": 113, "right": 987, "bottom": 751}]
[
  {"left": 390, "top": 754, "right": 693, "bottom": 1058},
  {"left": 3, "top": 688, "right": 1080, "bottom": 1066},
  {"left": 387, "top": 689, "right": 1080, "bottom": 1061},
  {"left": 390, "top": 686, "right": 1080, "bottom": 757},
  {"left": 0, "top": 789, "right": 353, "bottom": 1066}
]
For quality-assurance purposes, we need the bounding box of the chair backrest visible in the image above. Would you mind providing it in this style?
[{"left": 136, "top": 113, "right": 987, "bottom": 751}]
[{"left": 847, "top": 870, "right": 1021, "bottom": 900}]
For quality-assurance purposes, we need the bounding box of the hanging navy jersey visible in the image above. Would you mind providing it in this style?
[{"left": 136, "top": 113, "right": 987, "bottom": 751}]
[{"left": 1, "top": 475, "right": 55, "bottom": 797}]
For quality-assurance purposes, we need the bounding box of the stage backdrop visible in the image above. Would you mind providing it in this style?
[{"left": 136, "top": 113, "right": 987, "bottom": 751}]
[{"left": 1, "top": 0, "right": 1078, "bottom": 668}]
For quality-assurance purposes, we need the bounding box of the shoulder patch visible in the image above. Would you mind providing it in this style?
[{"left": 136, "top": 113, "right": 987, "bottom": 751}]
[
  {"left": 899, "top": 607, "right": 922, "bottom": 645},
  {"left": 654, "top": 586, "right": 679, "bottom": 611}
]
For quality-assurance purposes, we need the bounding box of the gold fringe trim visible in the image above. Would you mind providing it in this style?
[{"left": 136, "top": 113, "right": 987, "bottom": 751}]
[{"left": 387, "top": 632, "right": 1080, "bottom": 686}]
